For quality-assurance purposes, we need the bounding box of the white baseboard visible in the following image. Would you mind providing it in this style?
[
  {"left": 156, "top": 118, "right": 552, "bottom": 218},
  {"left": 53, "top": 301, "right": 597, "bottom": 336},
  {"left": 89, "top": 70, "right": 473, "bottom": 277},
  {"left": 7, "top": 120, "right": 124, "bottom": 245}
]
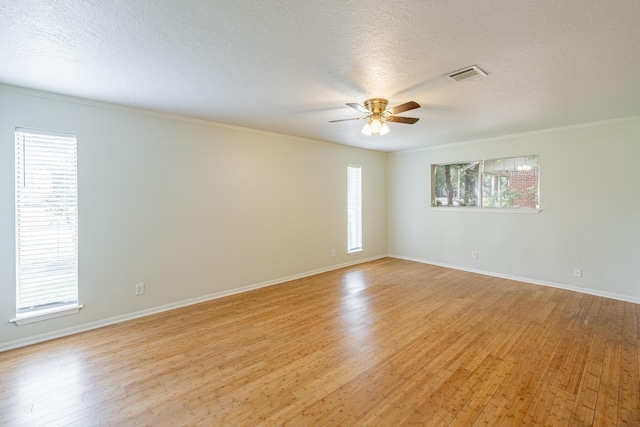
[
  {"left": 389, "top": 254, "right": 640, "bottom": 305},
  {"left": 1, "top": 255, "right": 386, "bottom": 352}
]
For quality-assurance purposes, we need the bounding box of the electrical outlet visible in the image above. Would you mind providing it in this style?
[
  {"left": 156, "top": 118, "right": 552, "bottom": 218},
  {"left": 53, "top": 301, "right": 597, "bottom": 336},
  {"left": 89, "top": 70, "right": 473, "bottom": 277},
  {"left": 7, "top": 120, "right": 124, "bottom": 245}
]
[
  {"left": 331, "top": 248, "right": 336, "bottom": 257},
  {"left": 471, "top": 251, "right": 478, "bottom": 259},
  {"left": 135, "top": 283, "right": 145, "bottom": 296},
  {"left": 573, "top": 268, "right": 582, "bottom": 278}
]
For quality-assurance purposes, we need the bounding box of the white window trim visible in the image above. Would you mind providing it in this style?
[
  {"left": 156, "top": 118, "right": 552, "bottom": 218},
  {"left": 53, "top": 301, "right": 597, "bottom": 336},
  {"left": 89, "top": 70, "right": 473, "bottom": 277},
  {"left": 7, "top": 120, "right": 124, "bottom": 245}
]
[
  {"left": 14, "top": 127, "right": 80, "bottom": 323},
  {"left": 347, "top": 165, "right": 362, "bottom": 254},
  {"left": 431, "top": 207, "right": 543, "bottom": 214},
  {"left": 431, "top": 155, "right": 540, "bottom": 210},
  {"left": 10, "top": 304, "right": 83, "bottom": 326}
]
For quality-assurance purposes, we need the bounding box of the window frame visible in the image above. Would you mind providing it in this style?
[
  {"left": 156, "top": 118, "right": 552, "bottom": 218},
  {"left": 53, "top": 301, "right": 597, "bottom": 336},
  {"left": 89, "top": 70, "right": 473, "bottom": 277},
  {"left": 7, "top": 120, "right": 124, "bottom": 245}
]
[
  {"left": 11, "top": 127, "right": 82, "bottom": 325},
  {"left": 347, "top": 165, "right": 363, "bottom": 254},
  {"left": 431, "top": 155, "right": 541, "bottom": 212}
]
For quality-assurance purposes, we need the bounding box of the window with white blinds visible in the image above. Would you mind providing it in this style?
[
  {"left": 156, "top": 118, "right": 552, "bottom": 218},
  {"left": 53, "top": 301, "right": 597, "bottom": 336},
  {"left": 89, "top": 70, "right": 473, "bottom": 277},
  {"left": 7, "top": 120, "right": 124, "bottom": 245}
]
[
  {"left": 347, "top": 165, "right": 362, "bottom": 253},
  {"left": 15, "top": 128, "right": 79, "bottom": 318}
]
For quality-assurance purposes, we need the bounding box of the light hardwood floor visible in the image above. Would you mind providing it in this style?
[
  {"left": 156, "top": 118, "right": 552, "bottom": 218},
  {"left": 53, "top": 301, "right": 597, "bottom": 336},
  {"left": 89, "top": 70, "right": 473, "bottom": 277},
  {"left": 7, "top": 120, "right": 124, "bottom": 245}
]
[{"left": 1, "top": 258, "right": 639, "bottom": 426}]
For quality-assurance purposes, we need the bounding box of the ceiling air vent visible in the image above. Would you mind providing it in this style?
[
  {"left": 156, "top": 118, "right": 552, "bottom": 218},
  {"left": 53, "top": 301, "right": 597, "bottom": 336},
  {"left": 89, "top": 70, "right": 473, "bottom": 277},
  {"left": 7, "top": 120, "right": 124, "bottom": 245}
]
[{"left": 447, "top": 65, "right": 487, "bottom": 82}]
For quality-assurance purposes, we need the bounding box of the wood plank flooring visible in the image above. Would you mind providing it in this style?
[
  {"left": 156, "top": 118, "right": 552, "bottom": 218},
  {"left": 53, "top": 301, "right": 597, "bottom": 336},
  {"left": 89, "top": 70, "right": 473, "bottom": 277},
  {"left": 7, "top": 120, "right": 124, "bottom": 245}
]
[{"left": 1, "top": 258, "right": 638, "bottom": 426}]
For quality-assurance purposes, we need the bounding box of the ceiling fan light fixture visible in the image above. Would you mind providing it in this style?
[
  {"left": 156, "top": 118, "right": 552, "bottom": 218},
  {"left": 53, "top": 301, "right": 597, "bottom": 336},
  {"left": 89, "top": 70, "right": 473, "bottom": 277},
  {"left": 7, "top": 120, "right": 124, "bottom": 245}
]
[
  {"left": 370, "top": 118, "right": 382, "bottom": 133},
  {"left": 361, "top": 123, "right": 372, "bottom": 136},
  {"left": 379, "top": 122, "right": 390, "bottom": 136}
]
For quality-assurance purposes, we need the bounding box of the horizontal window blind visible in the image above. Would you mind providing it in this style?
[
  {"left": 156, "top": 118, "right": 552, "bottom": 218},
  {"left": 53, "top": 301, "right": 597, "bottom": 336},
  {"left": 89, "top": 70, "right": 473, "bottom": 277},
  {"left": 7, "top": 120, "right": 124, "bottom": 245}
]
[
  {"left": 347, "top": 165, "right": 362, "bottom": 253},
  {"left": 15, "top": 128, "right": 78, "bottom": 315}
]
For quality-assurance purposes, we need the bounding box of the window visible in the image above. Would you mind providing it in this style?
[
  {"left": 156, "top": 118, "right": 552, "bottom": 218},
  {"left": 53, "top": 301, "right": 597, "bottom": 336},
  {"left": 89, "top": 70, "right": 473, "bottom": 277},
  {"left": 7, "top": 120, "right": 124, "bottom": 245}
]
[
  {"left": 432, "top": 155, "right": 539, "bottom": 209},
  {"left": 14, "top": 128, "right": 79, "bottom": 323},
  {"left": 347, "top": 165, "right": 362, "bottom": 253}
]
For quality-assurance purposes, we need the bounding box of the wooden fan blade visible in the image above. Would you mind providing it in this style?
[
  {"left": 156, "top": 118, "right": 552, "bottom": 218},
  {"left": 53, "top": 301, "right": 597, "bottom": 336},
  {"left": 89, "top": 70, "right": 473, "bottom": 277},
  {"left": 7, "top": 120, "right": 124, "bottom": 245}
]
[
  {"left": 329, "top": 117, "right": 367, "bottom": 123},
  {"left": 386, "top": 116, "right": 419, "bottom": 124},
  {"left": 389, "top": 101, "right": 420, "bottom": 115},
  {"left": 346, "top": 103, "right": 370, "bottom": 114}
]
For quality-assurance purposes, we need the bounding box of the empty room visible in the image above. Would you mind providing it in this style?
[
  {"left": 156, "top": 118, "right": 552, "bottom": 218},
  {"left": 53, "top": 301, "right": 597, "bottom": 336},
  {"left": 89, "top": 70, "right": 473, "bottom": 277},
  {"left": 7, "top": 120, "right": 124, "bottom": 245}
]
[{"left": 1, "top": 1, "right": 639, "bottom": 426}]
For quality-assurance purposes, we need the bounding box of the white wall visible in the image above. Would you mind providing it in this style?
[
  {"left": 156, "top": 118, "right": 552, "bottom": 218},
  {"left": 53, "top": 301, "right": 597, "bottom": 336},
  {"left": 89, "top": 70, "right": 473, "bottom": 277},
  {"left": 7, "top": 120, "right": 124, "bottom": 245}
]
[
  {"left": 0, "top": 86, "right": 388, "bottom": 349},
  {"left": 388, "top": 117, "right": 640, "bottom": 302}
]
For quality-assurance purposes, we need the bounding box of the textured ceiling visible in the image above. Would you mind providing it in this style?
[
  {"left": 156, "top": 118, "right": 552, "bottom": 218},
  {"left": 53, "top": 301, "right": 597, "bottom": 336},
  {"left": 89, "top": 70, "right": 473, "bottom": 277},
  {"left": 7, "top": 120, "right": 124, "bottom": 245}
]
[{"left": 1, "top": 0, "right": 639, "bottom": 151}]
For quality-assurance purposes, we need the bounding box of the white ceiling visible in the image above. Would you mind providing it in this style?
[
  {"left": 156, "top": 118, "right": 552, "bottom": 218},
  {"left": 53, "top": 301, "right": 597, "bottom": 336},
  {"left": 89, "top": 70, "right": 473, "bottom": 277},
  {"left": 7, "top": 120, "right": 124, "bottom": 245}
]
[{"left": 1, "top": 0, "right": 639, "bottom": 152}]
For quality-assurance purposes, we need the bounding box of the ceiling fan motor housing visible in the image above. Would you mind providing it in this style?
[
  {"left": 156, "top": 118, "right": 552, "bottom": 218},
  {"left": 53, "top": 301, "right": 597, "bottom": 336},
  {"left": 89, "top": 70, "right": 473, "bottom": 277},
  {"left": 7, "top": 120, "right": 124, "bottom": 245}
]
[{"left": 364, "top": 98, "right": 389, "bottom": 114}]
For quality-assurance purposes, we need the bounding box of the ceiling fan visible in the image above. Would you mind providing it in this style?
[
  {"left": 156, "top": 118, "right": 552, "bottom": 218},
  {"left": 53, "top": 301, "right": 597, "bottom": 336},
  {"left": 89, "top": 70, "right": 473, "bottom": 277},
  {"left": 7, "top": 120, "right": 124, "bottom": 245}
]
[{"left": 330, "top": 98, "right": 420, "bottom": 136}]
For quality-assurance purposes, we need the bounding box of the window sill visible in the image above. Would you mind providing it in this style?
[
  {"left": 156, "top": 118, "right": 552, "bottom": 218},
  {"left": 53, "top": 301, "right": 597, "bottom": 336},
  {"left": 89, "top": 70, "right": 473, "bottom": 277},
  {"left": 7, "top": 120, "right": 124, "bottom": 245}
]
[
  {"left": 431, "top": 207, "right": 542, "bottom": 214},
  {"left": 10, "top": 304, "right": 83, "bottom": 326},
  {"left": 348, "top": 249, "right": 364, "bottom": 254}
]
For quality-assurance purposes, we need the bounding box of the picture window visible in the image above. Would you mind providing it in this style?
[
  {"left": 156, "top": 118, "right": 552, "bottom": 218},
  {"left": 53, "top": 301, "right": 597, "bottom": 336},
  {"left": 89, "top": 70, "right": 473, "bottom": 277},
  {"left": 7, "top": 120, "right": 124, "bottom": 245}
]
[{"left": 432, "top": 155, "right": 539, "bottom": 209}]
